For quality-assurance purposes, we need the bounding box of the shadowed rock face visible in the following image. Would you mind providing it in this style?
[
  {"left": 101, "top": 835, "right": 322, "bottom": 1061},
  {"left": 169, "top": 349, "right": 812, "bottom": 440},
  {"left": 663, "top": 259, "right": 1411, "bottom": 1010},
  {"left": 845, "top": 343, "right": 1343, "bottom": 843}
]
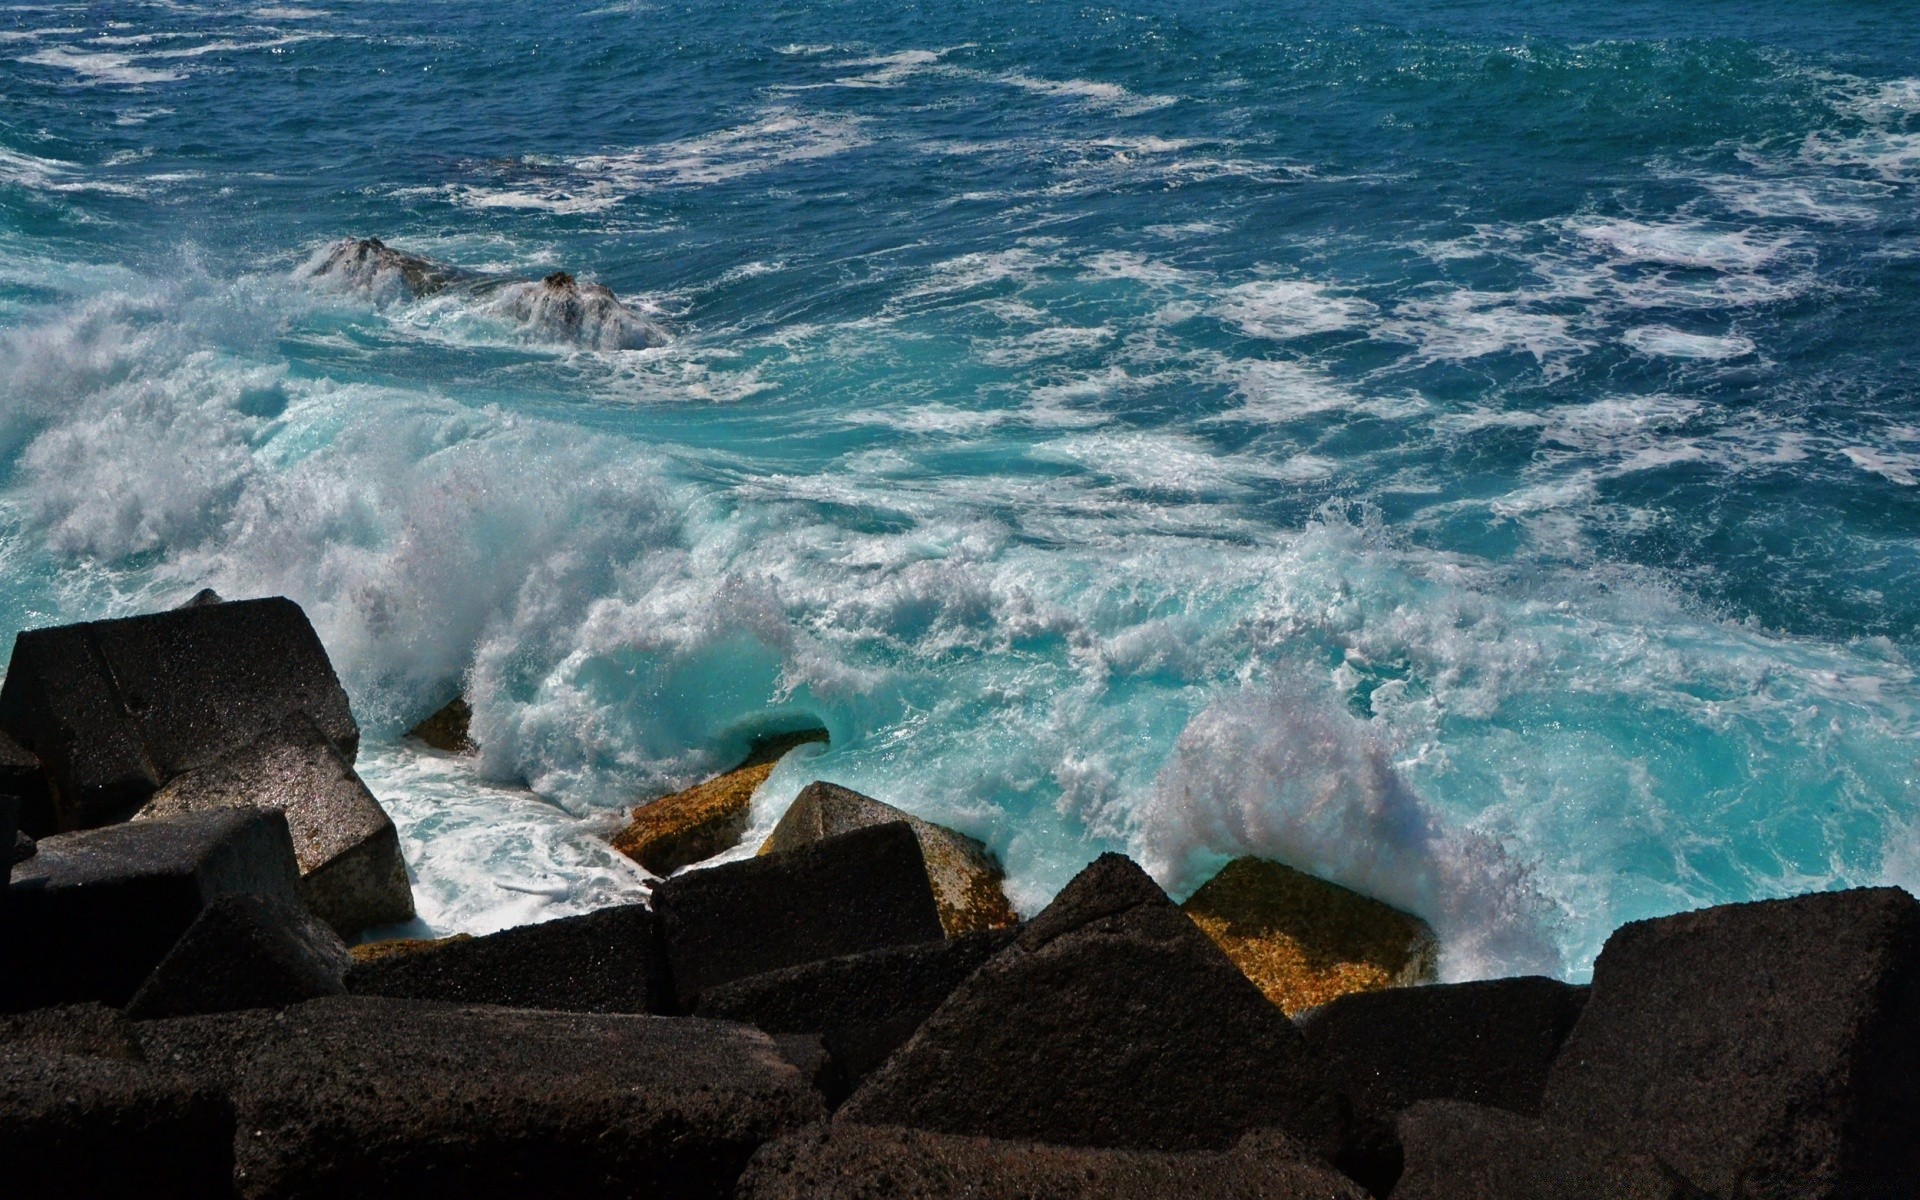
[
  {"left": 1393, "top": 1102, "right": 1709, "bottom": 1200},
  {"left": 125, "top": 892, "right": 351, "bottom": 1020},
  {"left": 737, "top": 1124, "right": 1371, "bottom": 1200},
  {"left": 302, "top": 236, "right": 669, "bottom": 350}
]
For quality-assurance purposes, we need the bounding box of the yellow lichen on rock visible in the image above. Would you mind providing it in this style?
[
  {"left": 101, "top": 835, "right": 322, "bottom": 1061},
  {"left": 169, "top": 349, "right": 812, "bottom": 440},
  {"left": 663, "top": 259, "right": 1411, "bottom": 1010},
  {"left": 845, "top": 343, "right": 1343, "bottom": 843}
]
[
  {"left": 1180, "top": 856, "right": 1437, "bottom": 1015},
  {"left": 349, "top": 934, "right": 472, "bottom": 966},
  {"left": 612, "top": 761, "right": 777, "bottom": 877}
]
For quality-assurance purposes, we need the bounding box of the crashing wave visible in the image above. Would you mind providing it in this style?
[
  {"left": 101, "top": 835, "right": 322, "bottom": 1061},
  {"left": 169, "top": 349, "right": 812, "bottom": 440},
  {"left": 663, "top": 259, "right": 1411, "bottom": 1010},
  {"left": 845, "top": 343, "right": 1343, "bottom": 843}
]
[{"left": 300, "top": 238, "right": 667, "bottom": 350}]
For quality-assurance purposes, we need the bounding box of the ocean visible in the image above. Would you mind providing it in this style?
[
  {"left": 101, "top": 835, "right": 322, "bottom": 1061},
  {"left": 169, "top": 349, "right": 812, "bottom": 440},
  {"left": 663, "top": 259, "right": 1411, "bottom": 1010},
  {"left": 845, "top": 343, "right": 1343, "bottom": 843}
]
[{"left": 4, "top": 0, "right": 1919, "bottom": 980}]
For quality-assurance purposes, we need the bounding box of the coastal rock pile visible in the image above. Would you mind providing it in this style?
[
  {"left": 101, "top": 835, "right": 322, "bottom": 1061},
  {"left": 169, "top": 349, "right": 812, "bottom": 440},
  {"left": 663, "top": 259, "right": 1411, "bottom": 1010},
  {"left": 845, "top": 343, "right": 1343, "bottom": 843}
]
[{"left": 3, "top": 596, "right": 1919, "bottom": 1197}]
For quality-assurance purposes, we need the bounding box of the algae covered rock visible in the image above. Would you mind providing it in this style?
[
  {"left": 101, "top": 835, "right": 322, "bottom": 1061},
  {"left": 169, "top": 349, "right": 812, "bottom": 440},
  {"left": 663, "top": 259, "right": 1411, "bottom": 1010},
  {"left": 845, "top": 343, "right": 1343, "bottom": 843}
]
[
  {"left": 612, "top": 728, "right": 828, "bottom": 876},
  {"left": 1180, "top": 857, "right": 1436, "bottom": 1014},
  {"left": 761, "top": 781, "right": 1018, "bottom": 936}
]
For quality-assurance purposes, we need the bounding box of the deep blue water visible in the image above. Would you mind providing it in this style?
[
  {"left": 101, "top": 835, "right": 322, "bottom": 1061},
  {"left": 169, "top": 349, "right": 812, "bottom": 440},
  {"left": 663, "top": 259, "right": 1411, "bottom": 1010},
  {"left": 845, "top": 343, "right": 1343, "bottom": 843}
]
[{"left": 5, "top": 0, "right": 1920, "bottom": 975}]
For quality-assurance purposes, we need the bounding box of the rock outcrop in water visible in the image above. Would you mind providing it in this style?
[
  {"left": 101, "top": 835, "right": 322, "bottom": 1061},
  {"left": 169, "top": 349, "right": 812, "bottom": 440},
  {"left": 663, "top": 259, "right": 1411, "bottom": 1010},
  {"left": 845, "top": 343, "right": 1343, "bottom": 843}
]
[
  {"left": 302, "top": 237, "right": 670, "bottom": 350},
  {"left": 2, "top": 595, "right": 1919, "bottom": 1198}
]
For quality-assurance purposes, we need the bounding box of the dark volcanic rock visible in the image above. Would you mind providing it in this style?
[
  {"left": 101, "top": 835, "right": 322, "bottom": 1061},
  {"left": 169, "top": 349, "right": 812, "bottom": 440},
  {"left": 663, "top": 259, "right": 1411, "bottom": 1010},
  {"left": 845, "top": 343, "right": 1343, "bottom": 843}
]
[
  {"left": 407, "top": 695, "right": 474, "bottom": 754},
  {"left": 0, "top": 1046, "right": 234, "bottom": 1198},
  {"left": 1544, "top": 887, "right": 1920, "bottom": 1200},
  {"left": 136, "top": 715, "right": 414, "bottom": 936},
  {"left": 838, "top": 853, "right": 1347, "bottom": 1157},
  {"left": 126, "top": 892, "right": 350, "bottom": 1020},
  {"left": 0, "top": 731, "right": 51, "bottom": 839},
  {"left": 653, "top": 822, "right": 945, "bottom": 1011},
  {"left": 738, "top": 1124, "right": 1370, "bottom": 1200},
  {"left": 1298, "top": 976, "right": 1588, "bottom": 1119},
  {"left": 1393, "top": 1101, "right": 1708, "bottom": 1200},
  {"left": 4, "top": 808, "right": 303, "bottom": 1010},
  {"left": 0, "top": 1002, "right": 141, "bottom": 1059},
  {"left": 696, "top": 929, "right": 1017, "bottom": 1090},
  {"left": 0, "top": 597, "right": 358, "bottom": 833},
  {"left": 348, "top": 902, "right": 668, "bottom": 1013},
  {"left": 139, "top": 995, "right": 825, "bottom": 1199}
]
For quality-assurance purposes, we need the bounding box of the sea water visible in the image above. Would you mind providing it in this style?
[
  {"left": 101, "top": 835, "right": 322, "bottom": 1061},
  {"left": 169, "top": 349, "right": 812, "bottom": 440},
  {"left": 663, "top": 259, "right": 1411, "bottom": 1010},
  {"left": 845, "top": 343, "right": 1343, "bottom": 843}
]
[{"left": 5, "top": 0, "right": 1920, "bottom": 979}]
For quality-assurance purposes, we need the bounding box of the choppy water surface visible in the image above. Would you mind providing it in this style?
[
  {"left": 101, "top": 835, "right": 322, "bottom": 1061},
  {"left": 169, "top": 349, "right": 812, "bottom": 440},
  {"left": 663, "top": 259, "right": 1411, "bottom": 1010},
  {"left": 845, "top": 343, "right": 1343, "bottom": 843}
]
[{"left": 5, "top": 0, "right": 1920, "bottom": 973}]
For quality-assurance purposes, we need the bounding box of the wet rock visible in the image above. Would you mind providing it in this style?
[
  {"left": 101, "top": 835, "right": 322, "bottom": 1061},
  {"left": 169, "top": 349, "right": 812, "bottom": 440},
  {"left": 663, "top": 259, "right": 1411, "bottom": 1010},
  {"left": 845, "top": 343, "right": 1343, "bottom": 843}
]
[
  {"left": 407, "top": 695, "right": 474, "bottom": 754},
  {"left": 178, "top": 588, "right": 224, "bottom": 608},
  {"left": 348, "top": 903, "right": 669, "bottom": 1013},
  {"left": 612, "top": 729, "right": 828, "bottom": 876},
  {"left": 0, "top": 1046, "right": 235, "bottom": 1199},
  {"left": 348, "top": 933, "right": 472, "bottom": 966},
  {"left": 1393, "top": 1101, "right": 1708, "bottom": 1200},
  {"left": 839, "top": 854, "right": 1347, "bottom": 1157},
  {"left": 737, "top": 1124, "right": 1370, "bottom": 1200},
  {"left": 652, "top": 821, "right": 945, "bottom": 1012},
  {"left": 695, "top": 928, "right": 1018, "bottom": 1091},
  {"left": 1543, "top": 887, "right": 1920, "bottom": 1200},
  {"left": 125, "top": 892, "right": 350, "bottom": 1020},
  {"left": 490, "top": 270, "right": 667, "bottom": 350},
  {"left": 139, "top": 994, "right": 825, "bottom": 1199},
  {"left": 1297, "top": 976, "right": 1589, "bottom": 1119},
  {"left": 4, "top": 808, "right": 303, "bottom": 1010},
  {"left": 0, "top": 1002, "right": 141, "bottom": 1060},
  {"left": 135, "top": 715, "right": 414, "bottom": 936},
  {"left": 0, "top": 597, "right": 359, "bottom": 834},
  {"left": 302, "top": 236, "right": 464, "bottom": 301},
  {"left": 761, "top": 781, "right": 1018, "bottom": 937},
  {"left": 0, "top": 731, "right": 52, "bottom": 839},
  {"left": 1180, "top": 857, "right": 1437, "bottom": 1015}
]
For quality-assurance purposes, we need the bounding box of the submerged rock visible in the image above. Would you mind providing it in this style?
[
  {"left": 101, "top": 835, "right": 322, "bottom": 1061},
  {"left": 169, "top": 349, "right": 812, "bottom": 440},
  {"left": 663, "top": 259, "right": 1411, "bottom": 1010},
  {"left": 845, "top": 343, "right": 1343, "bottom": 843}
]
[
  {"left": 652, "top": 821, "right": 945, "bottom": 1012},
  {"left": 1544, "top": 886, "right": 1920, "bottom": 1200},
  {"left": 1180, "top": 857, "right": 1437, "bottom": 1015},
  {"left": 489, "top": 270, "right": 668, "bottom": 351},
  {"left": 839, "top": 853, "right": 1347, "bottom": 1158},
  {"left": 301, "top": 236, "right": 465, "bottom": 302},
  {"left": 612, "top": 728, "right": 828, "bottom": 876},
  {"left": 135, "top": 714, "right": 414, "bottom": 937},
  {"left": 0, "top": 596, "right": 360, "bottom": 834},
  {"left": 407, "top": 695, "right": 474, "bottom": 754},
  {"left": 761, "top": 781, "right": 1018, "bottom": 937},
  {"left": 737, "top": 1124, "right": 1370, "bottom": 1200}
]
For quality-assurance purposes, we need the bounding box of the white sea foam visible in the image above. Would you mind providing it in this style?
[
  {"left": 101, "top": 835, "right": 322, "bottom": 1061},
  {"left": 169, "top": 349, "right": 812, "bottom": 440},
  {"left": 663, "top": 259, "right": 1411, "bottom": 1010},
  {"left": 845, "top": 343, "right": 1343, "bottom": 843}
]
[
  {"left": 1621, "top": 326, "right": 1756, "bottom": 360},
  {"left": 1381, "top": 290, "right": 1590, "bottom": 367},
  {"left": 1576, "top": 219, "right": 1788, "bottom": 272},
  {"left": 996, "top": 72, "right": 1177, "bottom": 115},
  {"left": 1840, "top": 447, "right": 1920, "bottom": 487},
  {"left": 19, "top": 46, "right": 185, "bottom": 84},
  {"left": 0, "top": 145, "right": 145, "bottom": 196},
  {"left": 1697, "top": 175, "right": 1888, "bottom": 224}
]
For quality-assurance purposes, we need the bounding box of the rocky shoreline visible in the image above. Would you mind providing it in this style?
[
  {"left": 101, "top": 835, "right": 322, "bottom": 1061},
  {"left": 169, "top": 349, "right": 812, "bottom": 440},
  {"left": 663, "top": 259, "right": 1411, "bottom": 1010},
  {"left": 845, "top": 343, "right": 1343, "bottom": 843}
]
[{"left": 2, "top": 595, "right": 1916, "bottom": 1198}]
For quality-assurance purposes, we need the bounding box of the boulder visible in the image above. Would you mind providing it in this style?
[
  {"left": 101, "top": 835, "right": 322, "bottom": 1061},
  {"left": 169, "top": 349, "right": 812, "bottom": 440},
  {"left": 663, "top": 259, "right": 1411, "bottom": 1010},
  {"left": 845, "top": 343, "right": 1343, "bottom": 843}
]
[
  {"left": 838, "top": 854, "right": 1347, "bottom": 1157},
  {"left": 1543, "top": 887, "right": 1920, "bottom": 1200},
  {"left": 1393, "top": 1101, "right": 1708, "bottom": 1200},
  {"left": 652, "top": 821, "right": 945, "bottom": 1012},
  {"left": 1180, "top": 857, "right": 1437, "bottom": 1014},
  {"left": 0, "top": 1002, "right": 141, "bottom": 1060},
  {"left": 696, "top": 929, "right": 1018, "bottom": 1091},
  {"left": 348, "top": 902, "right": 669, "bottom": 1013},
  {"left": 737, "top": 1124, "right": 1370, "bottom": 1200},
  {"left": 137, "top": 995, "right": 826, "bottom": 1199},
  {"left": 0, "top": 597, "right": 359, "bottom": 834},
  {"left": 0, "top": 731, "right": 51, "bottom": 838},
  {"left": 1297, "top": 976, "right": 1588, "bottom": 1119},
  {"left": 761, "top": 782, "right": 1018, "bottom": 936},
  {"left": 135, "top": 715, "right": 414, "bottom": 936},
  {"left": 613, "top": 729, "right": 830, "bottom": 877},
  {"left": 490, "top": 271, "right": 668, "bottom": 351},
  {"left": 407, "top": 695, "right": 474, "bottom": 753},
  {"left": 126, "top": 892, "right": 350, "bottom": 1020},
  {"left": 303, "top": 236, "right": 464, "bottom": 300},
  {"left": 4, "top": 808, "right": 303, "bottom": 1010},
  {"left": 0, "top": 1046, "right": 235, "bottom": 1198}
]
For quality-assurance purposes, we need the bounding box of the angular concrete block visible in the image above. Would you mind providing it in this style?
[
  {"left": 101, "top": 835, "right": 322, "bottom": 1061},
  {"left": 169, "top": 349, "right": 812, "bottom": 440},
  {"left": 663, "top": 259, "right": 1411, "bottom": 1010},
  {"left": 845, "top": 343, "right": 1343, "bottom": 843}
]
[
  {"left": 1394, "top": 1101, "right": 1708, "bottom": 1200},
  {"left": 839, "top": 854, "right": 1346, "bottom": 1157},
  {"left": 0, "top": 597, "right": 358, "bottom": 832},
  {"left": 762, "top": 781, "right": 1018, "bottom": 937},
  {"left": 0, "top": 1002, "right": 141, "bottom": 1060},
  {"left": 4, "top": 809, "right": 302, "bottom": 1010},
  {"left": 1298, "top": 976, "right": 1589, "bottom": 1119},
  {"left": 138, "top": 995, "right": 825, "bottom": 1199},
  {"left": 653, "top": 821, "right": 946, "bottom": 1012},
  {"left": 348, "top": 903, "right": 668, "bottom": 1013},
  {"left": 1544, "top": 887, "right": 1920, "bottom": 1200},
  {"left": 137, "top": 715, "right": 413, "bottom": 936},
  {"left": 126, "top": 892, "right": 350, "bottom": 1020},
  {"left": 738, "top": 1124, "right": 1371, "bottom": 1199},
  {"left": 0, "top": 732, "right": 52, "bottom": 839}
]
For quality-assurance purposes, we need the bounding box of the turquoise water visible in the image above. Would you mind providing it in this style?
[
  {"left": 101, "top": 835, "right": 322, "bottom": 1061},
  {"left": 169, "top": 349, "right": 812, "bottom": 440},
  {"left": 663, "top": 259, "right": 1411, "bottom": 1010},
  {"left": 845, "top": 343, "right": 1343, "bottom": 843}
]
[{"left": 5, "top": 0, "right": 1920, "bottom": 976}]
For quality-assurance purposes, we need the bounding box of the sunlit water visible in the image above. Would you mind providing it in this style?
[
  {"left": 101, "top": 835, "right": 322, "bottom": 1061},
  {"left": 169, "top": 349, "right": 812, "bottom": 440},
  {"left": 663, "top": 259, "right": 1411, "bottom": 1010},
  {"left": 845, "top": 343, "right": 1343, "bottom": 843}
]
[{"left": 5, "top": 0, "right": 1920, "bottom": 975}]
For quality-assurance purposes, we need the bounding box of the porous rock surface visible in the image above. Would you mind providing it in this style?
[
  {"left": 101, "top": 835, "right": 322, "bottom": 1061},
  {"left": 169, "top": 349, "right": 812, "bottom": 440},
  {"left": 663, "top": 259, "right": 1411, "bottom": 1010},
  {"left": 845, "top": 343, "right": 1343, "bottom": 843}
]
[
  {"left": 4, "top": 808, "right": 303, "bottom": 1010},
  {"left": 0, "top": 597, "right": 358, "bottom": 833},
  {"left": 1298, "top": 975, "right": 1588, "bottom": 1119},
  {"left": 348, "top": 902, "right": 668, "bottom": 1013},
  {"left": 125, "top": 892, "right": 350, "bottom": 1020},
  {"left": 838, "top": 853, "right": 1346, "bottom": 1157},
  {"left": 406, "top": 695, "right": 474, "bottom": 753},
  {"left": 136, "top": 714, "right": 413, "bottom": 935},
  {"left": 1544, "top": 886, "right": 1920, "bottom": 1200},
  {"left": 1393, "top": 1100, "right": 1708, "bottom": 1200},
  {"left": 761, "top": 780, "right": 1018, "bottom": 936},
  {"left": 737, "top": 1124, "right": 1370, "bottom": 1200},
  {"left": 1180, "top": 856, "right": 1437, "bottom": 1014},
  {"left": 136, "top": 995, "right": 825, "bottom": 1200}
]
